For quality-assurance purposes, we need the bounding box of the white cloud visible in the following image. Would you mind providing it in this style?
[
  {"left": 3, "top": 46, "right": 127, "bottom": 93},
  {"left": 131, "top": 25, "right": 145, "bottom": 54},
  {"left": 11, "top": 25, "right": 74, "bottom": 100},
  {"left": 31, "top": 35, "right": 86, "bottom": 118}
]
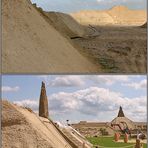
[
  {"left": 2, "top": 86, "right": 20, "bottom": 92},
  {"left": 49, "top": 87, "right": 146, "bottom": 121},
  {"left": 49, "top": 76, "right": 85, "bottom": 87},
  {"left": 88, "top": 75, "right": 129, "bottom": 85},
  {"left": 38, "top": 75, "right": 85, "bottom": 87},
  {"left": 122, "top": 79, "right": 147, "bottom": 90},
  {"left": 13, "top": 86, "right": 146, "bottom": 122},
  {"left": 38, "top": 75, "right": 130, "bottom": 87}
]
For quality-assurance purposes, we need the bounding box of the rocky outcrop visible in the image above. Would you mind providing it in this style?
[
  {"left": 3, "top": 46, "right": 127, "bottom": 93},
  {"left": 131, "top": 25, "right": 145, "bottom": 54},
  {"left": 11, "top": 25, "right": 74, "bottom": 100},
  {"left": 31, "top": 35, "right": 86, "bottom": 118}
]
[{"left": 39, "top": 82, "right": 49, "bottom": 118}]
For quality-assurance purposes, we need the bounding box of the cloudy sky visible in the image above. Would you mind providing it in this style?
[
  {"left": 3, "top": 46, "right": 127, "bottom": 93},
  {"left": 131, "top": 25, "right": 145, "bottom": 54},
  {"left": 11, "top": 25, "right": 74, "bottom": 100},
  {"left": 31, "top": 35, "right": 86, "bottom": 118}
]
[
  {"left": 31, "top": 0, "right": 146, "bottom": 13},
  {"left": 2, "top": 75, "right": 147, "bottom": 124}
]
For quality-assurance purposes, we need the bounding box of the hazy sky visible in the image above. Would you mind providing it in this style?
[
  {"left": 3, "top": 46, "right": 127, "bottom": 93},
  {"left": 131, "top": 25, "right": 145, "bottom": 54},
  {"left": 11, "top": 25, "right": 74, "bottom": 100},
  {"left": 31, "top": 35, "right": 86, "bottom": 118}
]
[
  {"left": 2, "top": 75, "right": 147, "bottom": 125},
  {"left": 31, "top": 0, "right": 146, "bottom": 13}
]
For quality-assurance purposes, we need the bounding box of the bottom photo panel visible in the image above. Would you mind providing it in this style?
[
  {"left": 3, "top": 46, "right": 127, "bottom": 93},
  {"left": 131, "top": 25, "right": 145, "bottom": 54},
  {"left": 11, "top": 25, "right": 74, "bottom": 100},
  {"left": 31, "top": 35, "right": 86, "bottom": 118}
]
[{"left": 2, "top": 75, "right": 147, "bottom": 148}]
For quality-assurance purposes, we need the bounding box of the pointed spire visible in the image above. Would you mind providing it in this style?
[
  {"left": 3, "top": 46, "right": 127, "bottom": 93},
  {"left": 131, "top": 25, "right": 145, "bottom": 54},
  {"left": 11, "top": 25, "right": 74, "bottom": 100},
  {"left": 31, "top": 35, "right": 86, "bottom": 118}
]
[
  {"left": 39, "top": 81, "right": 49, "bottom": 118},
  {"left": 117, "top": 106, "right": 125, "bottom": 117}
]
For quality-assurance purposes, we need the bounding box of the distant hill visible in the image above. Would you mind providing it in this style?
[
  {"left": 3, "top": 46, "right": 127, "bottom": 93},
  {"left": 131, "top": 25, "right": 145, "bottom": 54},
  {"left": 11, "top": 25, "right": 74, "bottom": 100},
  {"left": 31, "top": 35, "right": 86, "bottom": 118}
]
[{"left": 71, "top": 6, "right": 146, "bottom": 26}]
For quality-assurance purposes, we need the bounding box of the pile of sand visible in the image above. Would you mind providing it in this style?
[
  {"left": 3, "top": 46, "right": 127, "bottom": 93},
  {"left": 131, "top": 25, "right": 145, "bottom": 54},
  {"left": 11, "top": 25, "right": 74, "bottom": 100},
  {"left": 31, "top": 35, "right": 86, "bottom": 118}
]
[
  {"left": 2, "top": 100, "right": 74, "bottom": 148},
  {"left": 71, "top": 6, "right": 146, "bottom": 26},
  {"left": 2, "top": 100, "right": 93, "bottom": 148},
  {"left": 2, "top": 0, "right": 98, "bottom": 73}
]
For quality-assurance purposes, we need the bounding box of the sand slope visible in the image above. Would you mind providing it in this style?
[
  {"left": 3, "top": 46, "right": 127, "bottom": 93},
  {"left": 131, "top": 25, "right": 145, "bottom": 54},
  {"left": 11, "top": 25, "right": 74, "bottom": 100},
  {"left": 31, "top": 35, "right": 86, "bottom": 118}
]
[
  {"left": 71, "top": 6, "right": 146, "bottom": 26},
  {"left": 2, "top": 101, "right": 73, "bottom": 148},
  {"left": 41, "top": 11, "right": 86, "bottom": 38},
  {"left": 2, "top": 0, "right": 98, "bottom": 73}
]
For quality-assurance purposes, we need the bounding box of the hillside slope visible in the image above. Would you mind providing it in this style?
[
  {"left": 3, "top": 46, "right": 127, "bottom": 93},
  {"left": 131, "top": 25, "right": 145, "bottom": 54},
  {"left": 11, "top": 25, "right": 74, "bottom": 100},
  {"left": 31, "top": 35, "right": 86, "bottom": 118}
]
[
  {"left": 41, "top": 11, "right": 86, "bottom": 38},
  {"left": 2, "top": 100, "right": 73, "bottom": 148},
  {"left": 2, "top": 0, "right": 98, "bottom": 73}
]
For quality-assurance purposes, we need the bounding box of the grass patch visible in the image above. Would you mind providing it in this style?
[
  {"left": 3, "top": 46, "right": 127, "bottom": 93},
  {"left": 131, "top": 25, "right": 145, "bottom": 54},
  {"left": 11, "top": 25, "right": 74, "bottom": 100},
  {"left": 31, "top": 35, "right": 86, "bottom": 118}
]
[{"left": 87, "top": 136, "right": 147, "bottom": 148}]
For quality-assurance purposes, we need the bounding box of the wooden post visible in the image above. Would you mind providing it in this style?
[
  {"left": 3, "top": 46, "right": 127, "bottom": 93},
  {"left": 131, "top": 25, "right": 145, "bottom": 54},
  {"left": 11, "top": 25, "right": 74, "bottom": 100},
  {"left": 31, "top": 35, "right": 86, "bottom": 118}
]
[{"left": 135, "top": 139, "right": 141, "bottom": 148}]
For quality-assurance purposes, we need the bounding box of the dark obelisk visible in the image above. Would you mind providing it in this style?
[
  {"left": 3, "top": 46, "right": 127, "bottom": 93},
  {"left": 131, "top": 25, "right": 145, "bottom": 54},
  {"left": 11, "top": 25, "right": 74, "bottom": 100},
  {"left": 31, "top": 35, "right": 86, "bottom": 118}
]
[
  {"left": 117, "top": 106, "right": 125, "bottom": 117},
  {"left": 39, "top": 81, "right": 49, "bottom": 118}
]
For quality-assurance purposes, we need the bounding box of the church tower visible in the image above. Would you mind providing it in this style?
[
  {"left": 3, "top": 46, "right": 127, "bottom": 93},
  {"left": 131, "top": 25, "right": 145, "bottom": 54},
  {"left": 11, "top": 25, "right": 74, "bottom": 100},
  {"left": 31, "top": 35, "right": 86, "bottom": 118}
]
[{"left": 39, "top": 81, "right": 49, "bottom": 118}]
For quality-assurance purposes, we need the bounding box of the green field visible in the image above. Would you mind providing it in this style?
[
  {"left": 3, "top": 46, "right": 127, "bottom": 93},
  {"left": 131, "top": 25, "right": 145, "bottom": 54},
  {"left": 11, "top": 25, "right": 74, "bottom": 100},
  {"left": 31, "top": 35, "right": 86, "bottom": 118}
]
[{"left": 87, "top": 136, "right": 147, "bottom": 148}]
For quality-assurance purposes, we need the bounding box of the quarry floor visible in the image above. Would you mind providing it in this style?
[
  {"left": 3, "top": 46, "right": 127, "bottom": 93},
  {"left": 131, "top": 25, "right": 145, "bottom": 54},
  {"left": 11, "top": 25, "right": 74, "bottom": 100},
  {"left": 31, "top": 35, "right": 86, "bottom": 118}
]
[{"left": 72, "top": 25, "right": 147, "bottom": 73}]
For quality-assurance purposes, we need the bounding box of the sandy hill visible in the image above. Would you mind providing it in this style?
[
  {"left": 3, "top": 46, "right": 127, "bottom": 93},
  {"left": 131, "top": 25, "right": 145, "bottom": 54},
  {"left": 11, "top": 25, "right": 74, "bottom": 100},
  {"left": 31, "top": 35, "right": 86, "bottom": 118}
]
[
  {"left": 2, "top": 100, "right": 92, "bottom": 148},
  {"left": 2, "top": 100, "right": 74, "bottom": 148},
  {"left": 2, "top": 0, "right": 98, "bottom": 73},
  {"left": 71, "top": 6, "right": 146, "bottom": 26}
]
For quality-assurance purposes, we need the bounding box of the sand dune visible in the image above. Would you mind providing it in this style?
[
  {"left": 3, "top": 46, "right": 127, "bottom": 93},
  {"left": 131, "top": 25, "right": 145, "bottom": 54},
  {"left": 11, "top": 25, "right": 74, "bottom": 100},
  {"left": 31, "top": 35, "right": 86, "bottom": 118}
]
[
  {"left": 2, "top": 0, "right": 98, "bottom": 73},
  {"left": 71, "top": 6, "right": 146, "bottom": 26},
  {"left": 2, "top": 100, "right": 92, "bottom": 148}
]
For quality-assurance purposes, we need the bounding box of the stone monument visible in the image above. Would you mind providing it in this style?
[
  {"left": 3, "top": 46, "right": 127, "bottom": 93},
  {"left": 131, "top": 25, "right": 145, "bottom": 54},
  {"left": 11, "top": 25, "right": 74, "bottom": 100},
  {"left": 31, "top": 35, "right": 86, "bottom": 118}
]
[{"left": 39, "top": 81, "right": 49, "bottom": 118}]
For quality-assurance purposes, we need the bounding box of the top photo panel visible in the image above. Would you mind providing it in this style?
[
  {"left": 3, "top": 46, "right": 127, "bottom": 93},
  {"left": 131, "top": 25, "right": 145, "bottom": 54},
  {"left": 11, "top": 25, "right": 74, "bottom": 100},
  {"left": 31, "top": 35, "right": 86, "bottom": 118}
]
[{"left": 2, "top": 0, "right": 147, "bottom": 74}]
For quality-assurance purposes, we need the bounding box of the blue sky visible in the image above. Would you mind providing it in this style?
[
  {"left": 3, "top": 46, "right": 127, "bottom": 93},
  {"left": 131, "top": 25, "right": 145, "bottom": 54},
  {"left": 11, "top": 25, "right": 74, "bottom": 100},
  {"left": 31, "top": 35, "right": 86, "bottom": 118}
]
[
  {"left": 31, "top": 0, "right": 146, "bottom": 13},
  {"left": 2, "top": 75, "right": 147, "bottom": 124}
]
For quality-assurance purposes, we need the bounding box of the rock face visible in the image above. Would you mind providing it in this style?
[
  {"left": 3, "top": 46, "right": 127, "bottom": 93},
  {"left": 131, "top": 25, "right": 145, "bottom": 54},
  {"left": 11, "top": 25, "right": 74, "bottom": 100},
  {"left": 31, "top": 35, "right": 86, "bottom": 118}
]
[
  {"left": 39, "top": 82, "right": 49, "bottom": 118},
  {"left": 117, "top": 106, "right": 125, "bottom": 117}
]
